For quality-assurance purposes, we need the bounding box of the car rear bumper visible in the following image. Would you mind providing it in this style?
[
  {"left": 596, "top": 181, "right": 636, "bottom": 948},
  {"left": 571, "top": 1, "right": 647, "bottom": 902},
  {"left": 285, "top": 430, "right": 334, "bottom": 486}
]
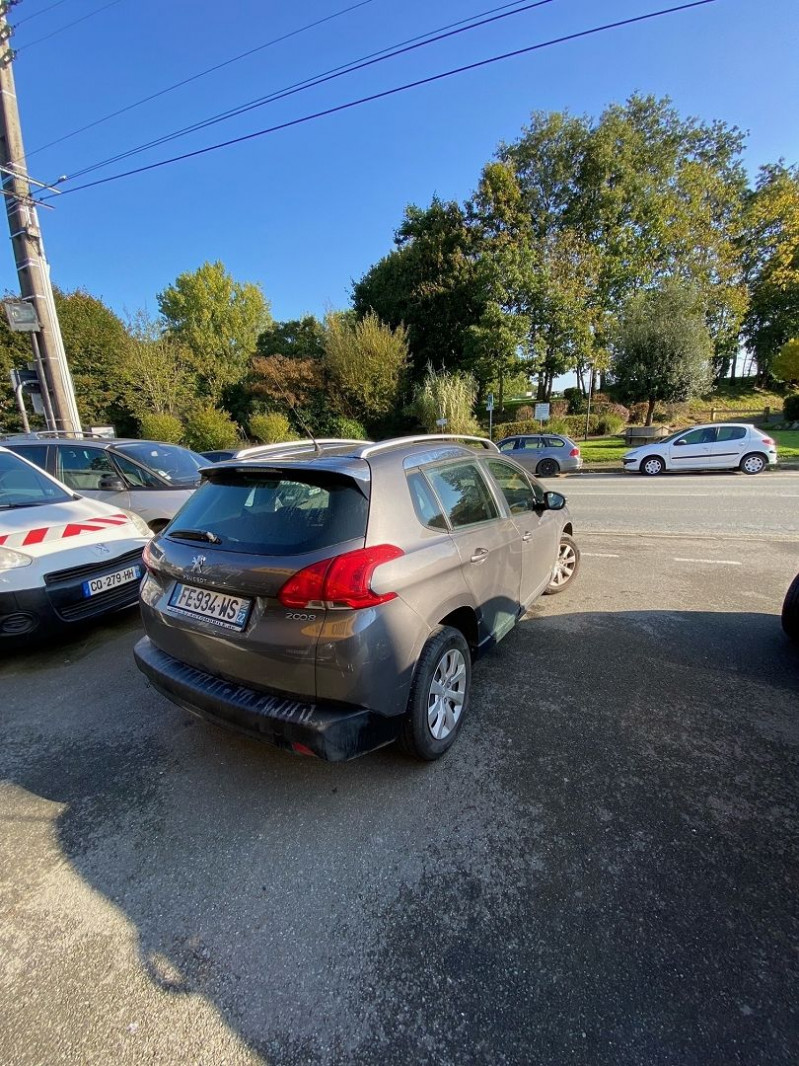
[{"left": 133, "top": 636, "right": 402, "bottom": 762}]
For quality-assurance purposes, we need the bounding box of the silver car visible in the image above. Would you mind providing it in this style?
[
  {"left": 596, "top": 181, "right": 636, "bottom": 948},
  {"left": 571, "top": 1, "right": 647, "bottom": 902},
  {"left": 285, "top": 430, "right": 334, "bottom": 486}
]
[
  {"left": 622, "top": 423, "right": 778, "bottom": 475},
  {"left": 134, "top": 435, "right": 580, "bottom": 762},
  {"left": 496, "top": 433, "right": 583, "bottom": 477},
  {"left": 4, "top": 437, "right": 205, "bottom": 531}
]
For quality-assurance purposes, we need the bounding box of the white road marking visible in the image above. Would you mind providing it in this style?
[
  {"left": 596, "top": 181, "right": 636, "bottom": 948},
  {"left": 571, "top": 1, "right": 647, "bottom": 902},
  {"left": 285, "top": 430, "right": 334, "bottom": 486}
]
[
  {"left": 582, "top": 552, "right": 621, "bottom": 558},
  {"left": 673, "top": 557, "right": 742, "bottom": 566}
]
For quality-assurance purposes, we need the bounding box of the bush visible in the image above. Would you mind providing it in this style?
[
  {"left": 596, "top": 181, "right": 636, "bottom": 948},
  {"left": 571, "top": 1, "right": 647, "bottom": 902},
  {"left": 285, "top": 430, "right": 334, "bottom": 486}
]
[
  {"left": 493, "top": 419, "right": 541, "bottom": 438},
  {"left": 515, "top": 405, "right": 534, "bottom": 421},
  {"left": 783, "top": 394, "right": 799, "bottom": 422},
  {"left": 594, "top": 401, "right": 630, "bottom": 422},
  {"left": 183, "top": 407, "right": 240, "bottom": 451},
  {"left": 139, "top": 412, "right": 184, "bottom": 443},
  {"left": 326, "top": 415, "right": 368, "bottom": 439},
  {"left": 594, "top": 413, "right": 626, "bottom": 436},
  {"left": 563, "top": 387, "right": 585, "bottom": 414},
  {"left": 249, "top": 411, "right": 297, "bottom": 444},
  {"left": 549, "top": 399, "right": 568, "bottom": 418},
  {"left": 544, "top": 417, "right": 572, "bottom": 435},
  {"left": 627, "top": 402, "right": 650, "bottom": 424}
]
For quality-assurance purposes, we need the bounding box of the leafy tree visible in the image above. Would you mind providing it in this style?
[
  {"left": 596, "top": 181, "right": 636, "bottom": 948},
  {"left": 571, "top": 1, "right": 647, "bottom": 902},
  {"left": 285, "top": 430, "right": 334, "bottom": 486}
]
[
  {"left": 742, "top": 165, "right": 799, "bottom": 382},
  {"left": 53, "top": 288, "right": 132, "bottom": 427},
  {"left": 611, "top": 282, "right": 713, "bottom": 425},
  {"left": 119, "top": 335, "right": 194, "bottom": 419},
  {"left": 352, "top": 198, "right": 485, "bottom": 381},
  {"left": 323, "top": 311, "right": 408, "bottom": 426},
  {"left": 255, "top": 316, "right": 325, "bottom": 361},
  {"left": 157, "top": 261, "right": 271, "bottom": 404},
  {"left": 773, "top": 338, "right": 799, "bottom": 384}
]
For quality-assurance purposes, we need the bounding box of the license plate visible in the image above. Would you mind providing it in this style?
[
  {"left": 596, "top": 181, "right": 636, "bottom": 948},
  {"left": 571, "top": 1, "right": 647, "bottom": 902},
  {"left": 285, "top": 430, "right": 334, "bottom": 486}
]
[
  {"left": 82, "top": 564, "right": 142, "bottom": 598},
  {"left": 168, "top": 582, "right": 252, "bottom": 631}
]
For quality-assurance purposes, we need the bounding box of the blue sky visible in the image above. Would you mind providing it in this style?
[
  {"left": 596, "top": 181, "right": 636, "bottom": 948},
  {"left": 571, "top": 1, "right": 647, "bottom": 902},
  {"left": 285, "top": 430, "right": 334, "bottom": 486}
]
[{"left": 3, "top": 0, "right": 798, "bottom": 326}]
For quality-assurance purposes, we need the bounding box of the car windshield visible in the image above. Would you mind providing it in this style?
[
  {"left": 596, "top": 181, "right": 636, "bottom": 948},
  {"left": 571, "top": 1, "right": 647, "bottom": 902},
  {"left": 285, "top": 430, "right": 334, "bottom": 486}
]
[
  {"left": 115, "top": 442, "right": 203, "bottom": 485},
  {"left": 0, "top": 450, "right": 72, "bottom": 508},
  {"left": 164, "top": 469, "right": 369, "bottom": 555}
]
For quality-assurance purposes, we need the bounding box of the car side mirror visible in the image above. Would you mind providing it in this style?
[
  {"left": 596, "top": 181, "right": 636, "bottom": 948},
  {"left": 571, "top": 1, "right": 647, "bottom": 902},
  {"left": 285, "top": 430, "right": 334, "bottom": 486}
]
[
  {"left": 673, "top": 439, "right": 687, "bottom": 446},
  {"left": 539, "top": 491, "right": 566, "bottom": 511},
  {"left": 99, "top": 474, "right": 126, "bottom": 492}
]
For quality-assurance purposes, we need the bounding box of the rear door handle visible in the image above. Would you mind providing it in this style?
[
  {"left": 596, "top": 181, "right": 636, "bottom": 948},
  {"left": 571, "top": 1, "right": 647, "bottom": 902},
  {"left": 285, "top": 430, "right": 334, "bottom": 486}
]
[
  {"left": 470, "top": 548, "right": 489, "bottom": 563},
  {"left": 522, "top": 531, "right": 533, "bottom": 542}
]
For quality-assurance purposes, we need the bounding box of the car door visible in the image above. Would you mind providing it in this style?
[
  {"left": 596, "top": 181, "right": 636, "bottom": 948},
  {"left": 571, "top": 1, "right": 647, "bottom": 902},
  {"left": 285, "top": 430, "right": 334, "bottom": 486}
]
[
  {"left": 667, "top": 427, "right": 716, "bottom": 470},
  {"left": 506, "top": 436, "right": 541, "bottom": 474},
  {"left": 424, "top": 459, "right": 522, "bottom": 647},
  {"left": 54, "top": 444, "right": 132, "bottom": 510},
  {"left": 484, "top": 458, "right": 560, "bottom": 606},
  {"left": 708, "top": 425, "right": 748, "bottom": 468}
]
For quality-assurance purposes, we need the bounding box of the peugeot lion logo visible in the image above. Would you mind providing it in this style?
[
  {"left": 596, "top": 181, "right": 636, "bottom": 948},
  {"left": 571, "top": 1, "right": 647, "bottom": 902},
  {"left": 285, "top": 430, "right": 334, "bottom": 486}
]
[
  {"left": 190, "top": 555, "right": 207, "bottom": 574},
  {"left": 93, "top": 543, "right": 111, "bottom": 556}
]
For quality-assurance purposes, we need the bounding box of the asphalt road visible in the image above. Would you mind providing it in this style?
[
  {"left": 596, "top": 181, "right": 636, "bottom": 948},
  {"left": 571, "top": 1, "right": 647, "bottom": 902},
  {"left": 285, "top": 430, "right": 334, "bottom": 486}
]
[{"left": 1, "top": 475, "right": 798, "bottom": 1066}]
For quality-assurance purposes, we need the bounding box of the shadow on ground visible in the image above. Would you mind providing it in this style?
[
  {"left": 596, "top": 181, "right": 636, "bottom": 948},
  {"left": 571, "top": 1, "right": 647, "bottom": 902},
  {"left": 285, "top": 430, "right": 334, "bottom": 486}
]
[{"left": 2, "top": 606, "right": 798, "bottom": 1065}]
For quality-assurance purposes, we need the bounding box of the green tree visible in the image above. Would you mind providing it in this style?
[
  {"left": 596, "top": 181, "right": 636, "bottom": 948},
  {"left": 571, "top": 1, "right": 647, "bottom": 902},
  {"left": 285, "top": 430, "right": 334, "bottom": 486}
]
[
  {"left": 773, "top": 338, "right": 799, "bottom": 384},
  {"left": 323, "top": 311, "right": 408, "bottom": 426},
  {"left": 611, "top": 282, "right": 713, "bottom": 425},
  {"left": 54, "top": 288, "right": 132, "bottom": 427},
  {"left": 742, "top": 164, "right": 799, "bottom": 382},
  {"left": 157, "top": 261, "right": 271, "bottom": 404},
  {"left": 255, "top": 316, "right": 326, "bottom": 361},
  {"left": 183, "top": 406, "right": 240, "bottom": 451},
  {"left": 352, "top": 198, "right": 485, "bottom": 381}
]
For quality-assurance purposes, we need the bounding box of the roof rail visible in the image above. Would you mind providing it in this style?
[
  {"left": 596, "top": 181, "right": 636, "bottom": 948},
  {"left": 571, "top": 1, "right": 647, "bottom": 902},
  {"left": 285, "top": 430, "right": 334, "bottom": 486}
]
[
  {"left": 235, "top": 438, "right": 371, "bottom": 459},
  {"left": 359, "top": 434, "right": 498, "bottom": 458},
  {"left": 0, "top": 429, "right": 115, "bottom": 441}
]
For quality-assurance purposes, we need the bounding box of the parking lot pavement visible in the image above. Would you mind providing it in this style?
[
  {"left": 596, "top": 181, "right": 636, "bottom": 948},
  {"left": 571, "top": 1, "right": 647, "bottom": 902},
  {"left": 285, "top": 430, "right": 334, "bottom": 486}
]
[{"left": 1, "top": 532, "right": 798, "bottom": 1066}]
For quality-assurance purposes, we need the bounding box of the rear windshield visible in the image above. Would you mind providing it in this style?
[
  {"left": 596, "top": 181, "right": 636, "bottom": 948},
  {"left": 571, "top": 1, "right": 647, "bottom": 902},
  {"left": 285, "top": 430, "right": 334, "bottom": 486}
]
[
  {"left": 165, "top": 470, "right": 369, "bottom": 555},
  {"left": 0, "top": 450, "right": 72, "bottom": 508},
  {"left": 115, "top": 442, "right": 203, "bottom": 486}
]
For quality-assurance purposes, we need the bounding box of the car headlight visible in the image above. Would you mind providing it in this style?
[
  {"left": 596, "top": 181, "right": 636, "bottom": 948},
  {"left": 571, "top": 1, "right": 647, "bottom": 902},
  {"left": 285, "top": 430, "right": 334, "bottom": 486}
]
[
  {"left": 124, "top": 510, "right": 153, "bottom": 538},
  {"left": 0, "top": 548, "right": 33, "bottom": 571}
]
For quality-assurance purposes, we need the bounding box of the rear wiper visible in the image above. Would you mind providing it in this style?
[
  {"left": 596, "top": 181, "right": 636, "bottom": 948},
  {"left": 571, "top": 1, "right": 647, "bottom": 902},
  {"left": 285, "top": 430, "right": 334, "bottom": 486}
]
[{"left": 168, "top": 528, "right": 222, "bottom": 544}]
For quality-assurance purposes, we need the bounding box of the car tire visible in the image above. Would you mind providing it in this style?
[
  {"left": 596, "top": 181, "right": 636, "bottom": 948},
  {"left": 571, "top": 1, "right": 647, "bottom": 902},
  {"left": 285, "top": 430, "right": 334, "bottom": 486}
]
[
  {"left": 536, "top": 458, "right": 560, "bottom": 478},
  {"left": 544, "top": 533, "right": 581, "bottom": 595},
  {"left": 399, "top": 625, "right": 471, "bottom": 761},
  {"left": 782, "top": 573, "right": 799, "bottom": 644},
  {"left": 740, "top": 452, "right": 766, "bottom": 475},
  {"left": 640, "top": 455, "right": 665, "bottom": 476}
]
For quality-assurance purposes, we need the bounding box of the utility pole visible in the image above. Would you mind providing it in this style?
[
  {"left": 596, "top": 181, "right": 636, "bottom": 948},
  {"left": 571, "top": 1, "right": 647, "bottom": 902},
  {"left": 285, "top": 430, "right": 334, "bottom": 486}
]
[{"left": 0, "top": 1, "right": 81, "bottom": 434}]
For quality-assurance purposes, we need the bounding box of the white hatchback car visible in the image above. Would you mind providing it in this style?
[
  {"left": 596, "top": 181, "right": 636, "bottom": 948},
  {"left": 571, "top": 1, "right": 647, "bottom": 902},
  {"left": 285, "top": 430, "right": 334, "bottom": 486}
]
[
  {"left": 0, "top": 446, "right": 151, "bottom": 640},
  {"left": 622, "top": 423, "right": 778, "bottom": 476}
]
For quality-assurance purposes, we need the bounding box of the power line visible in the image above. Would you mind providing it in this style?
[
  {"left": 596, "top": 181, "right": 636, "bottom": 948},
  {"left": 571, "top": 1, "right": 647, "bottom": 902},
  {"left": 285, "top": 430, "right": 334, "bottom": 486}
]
[
  {"left": 14, "top": 0, "right": 73, "bottom": 28},
  {"left": 26, "top": 0, "right": 381, "bottom": 157},
  {"left": 17, "top": 0, "right": 127, "bottom": 51},
  {"left": 59, "top": 0, "right": 557, "bottom": 184},
  {"left": 41, "top": 1, "right": 720, "bottom": 201}
]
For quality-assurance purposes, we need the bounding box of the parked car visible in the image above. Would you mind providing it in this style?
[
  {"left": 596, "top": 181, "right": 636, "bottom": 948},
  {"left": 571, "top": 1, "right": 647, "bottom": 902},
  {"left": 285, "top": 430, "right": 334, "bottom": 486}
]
[
  {"left": 496, "top": 433, "right": 583, "bottom": 477},
  {"left": 782, "top": 573, "right": 799, "bottom": 644},
  {"left": 0, "top": 445, "right": 151, "bottom": 640},
  {"left": 199, "top": 450, "right": 238, "bottom": 463},
  {"left": 134, "top": 435, "right": 580, "bottom": 762},
  {"left": 622, "top": 423, "right": 778, "bottom": 475},
  {"left": 3, "top": 436, "right": 206, "bottom": 531}
]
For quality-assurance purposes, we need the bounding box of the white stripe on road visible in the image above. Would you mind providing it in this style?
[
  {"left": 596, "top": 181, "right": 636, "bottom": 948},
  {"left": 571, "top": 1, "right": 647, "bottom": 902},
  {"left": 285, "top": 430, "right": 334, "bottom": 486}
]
[
  {"left": 582, "top": 552, "right": 620, "bottom": 558},
  {"left": 673, "top": 557, "right": 742, "bottom": 566}
]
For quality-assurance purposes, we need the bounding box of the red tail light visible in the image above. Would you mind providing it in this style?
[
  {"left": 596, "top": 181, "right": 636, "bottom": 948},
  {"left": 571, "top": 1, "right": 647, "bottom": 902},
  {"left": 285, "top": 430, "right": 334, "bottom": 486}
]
[
  {"left": 278, "top": 544, "right": 404, "bottom": 609},
  {"left": 569, "top": 447, "right": 580, "bottom": 457},
  {"left": 761, "top": 437, "right": 775, "bottom": 445}
]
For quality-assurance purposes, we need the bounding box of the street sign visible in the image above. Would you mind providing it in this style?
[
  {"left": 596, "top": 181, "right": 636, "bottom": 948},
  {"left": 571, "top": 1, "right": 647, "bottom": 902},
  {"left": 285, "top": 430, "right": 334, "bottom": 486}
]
[
  {"left": 3, "top": 300, "right": 40, "bottom": 332},
  {"left": 534, "top": 403, "right": 550, "bottom": 422},
  {"left": 486, "top": 392, "right": 494, "bottom": 412},
  {"left": 435, "top": 417, "right": 448, "bottom": 428},
  {"left": 10, "top": 367, "right": 39, "bottom": 391}
]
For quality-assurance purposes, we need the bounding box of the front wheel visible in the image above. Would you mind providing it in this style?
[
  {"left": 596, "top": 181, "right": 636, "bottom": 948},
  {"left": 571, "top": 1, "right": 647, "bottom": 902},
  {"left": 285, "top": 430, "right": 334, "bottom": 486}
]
[
  {"left": 536, "top": 458, "right": 560, "bottom": 478},
  {"left": 782, "top": 573, "right": 799, "bottom": 644},
  {"left": 399, "top": 625, "right": 471, "bottom": 760},
  {"left": 740, "top": 452, "right": 766, "bottom": 475},
  {"left": 544, "top": 533, "right": 581, "bottom": 595},
  {"left": 640, "top": 455, "right": 665, "bottom": 476}
]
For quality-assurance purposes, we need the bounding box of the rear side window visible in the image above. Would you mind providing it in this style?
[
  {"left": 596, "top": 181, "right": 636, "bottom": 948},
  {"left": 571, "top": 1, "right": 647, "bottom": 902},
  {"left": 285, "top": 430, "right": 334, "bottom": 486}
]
[
  {"left": 425, "top": 461, "right": 498, "bottom": 529},
  {"left": 518, "top": 438, "right": 541, "bottom": 450},
  {"left": 544, "top": 437, "right": 566, "bottom": 448},
  {"left": 407, "top": 471, "right": 447, "bottom": 530},
  {"left": 716, "top": 426, "right": 746, "bottom": 442},
  {"left": 6, "top": 444, "right": 49, "bottom": 469},
  {"left": 113, "top": 453, "right": 164, "bottom": 488},
  {"left": 165, "top": 471, "right": 368, "bottom": 555}
]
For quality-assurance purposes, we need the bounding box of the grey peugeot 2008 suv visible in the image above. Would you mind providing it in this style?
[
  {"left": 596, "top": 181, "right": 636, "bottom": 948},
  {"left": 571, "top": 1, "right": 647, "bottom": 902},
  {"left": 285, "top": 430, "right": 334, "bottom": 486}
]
[{"left": 134, "top": 435, "right": 579, "bottom": 762}]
